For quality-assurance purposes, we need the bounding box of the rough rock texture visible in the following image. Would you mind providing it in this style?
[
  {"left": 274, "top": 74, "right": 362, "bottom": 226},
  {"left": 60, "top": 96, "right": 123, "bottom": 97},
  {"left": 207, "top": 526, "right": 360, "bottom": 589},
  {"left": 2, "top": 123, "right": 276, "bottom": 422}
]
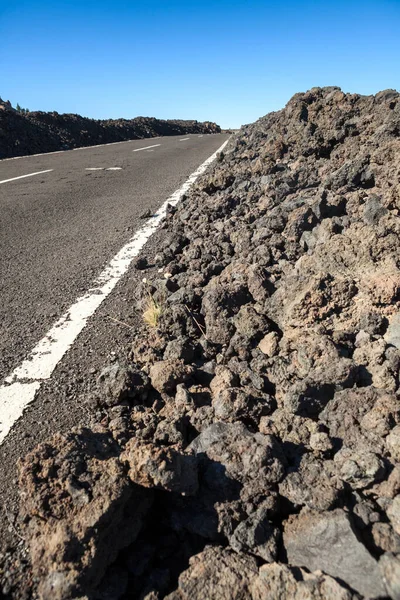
[
  {"left": 166, "top": 547, "right": 356, "bottom": 600},
  {"left": 10, "top": 87, "right": 400, "bottom": 598},
  {"left": 18, "top": 427, "right": 152, "bottom": 599},
  {"left": 165, "top": 546, "right": 258, "bottom": 600},
  {"left": 283, "top": 508, "right": 386, "bottom": 597},
  {"left": 0, "top": 98, "right": 220, "bottom": 159}
]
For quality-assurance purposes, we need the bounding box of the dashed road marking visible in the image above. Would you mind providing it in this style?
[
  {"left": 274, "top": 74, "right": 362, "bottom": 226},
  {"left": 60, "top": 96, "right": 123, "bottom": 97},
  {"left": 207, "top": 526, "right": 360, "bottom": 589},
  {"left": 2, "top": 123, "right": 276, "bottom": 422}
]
[
  {"left": 133, "top": 144, "right": 161, "bottom": 152},
  {"left": 0, "top": 169, "right": 54, "bottom": 185},
  {"left": 85, "top": 167, "right": 122, "bottom": 171},
  {"left": 180, "top": 138, "right": 190, "bottom": 141},
  {"left": 0, "top": 138, "right": 230, "bottom": 445}
]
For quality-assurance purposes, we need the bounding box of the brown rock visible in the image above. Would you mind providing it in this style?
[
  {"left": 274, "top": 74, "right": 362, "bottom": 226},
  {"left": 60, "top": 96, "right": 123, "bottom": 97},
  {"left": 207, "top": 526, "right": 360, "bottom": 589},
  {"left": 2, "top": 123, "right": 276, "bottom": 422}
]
[
  {"left": 165, "top": 546, "right": 258, "bottom": 600},
  {"left": 121, "top": 438, "right": 199, "bottom": 496},
  {"left": 18, "top": 427, "right": 152, "bottom": 600},
  {"left": 251, "top": 562, "right": 354, "bottom": 600},
  {"left": 149, "top": 359, "right": 193, "bottom": 394},
  {"left": 258, "top": 332, "right": 279, "bottom": 357}
]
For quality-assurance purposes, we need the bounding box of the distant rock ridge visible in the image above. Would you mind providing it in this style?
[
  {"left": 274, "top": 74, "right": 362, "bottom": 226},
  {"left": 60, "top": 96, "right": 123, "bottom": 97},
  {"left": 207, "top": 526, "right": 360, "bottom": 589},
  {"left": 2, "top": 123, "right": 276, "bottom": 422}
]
[{"left": 0, "top": 99, "right": 220, "bottom": 159}]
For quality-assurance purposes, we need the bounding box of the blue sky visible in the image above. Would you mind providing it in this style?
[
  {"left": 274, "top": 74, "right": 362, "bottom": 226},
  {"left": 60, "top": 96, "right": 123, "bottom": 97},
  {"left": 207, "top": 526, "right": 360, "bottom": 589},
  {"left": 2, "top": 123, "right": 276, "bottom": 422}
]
[{"left": 1, "top": 0, "right": 399, "bottom": 128}]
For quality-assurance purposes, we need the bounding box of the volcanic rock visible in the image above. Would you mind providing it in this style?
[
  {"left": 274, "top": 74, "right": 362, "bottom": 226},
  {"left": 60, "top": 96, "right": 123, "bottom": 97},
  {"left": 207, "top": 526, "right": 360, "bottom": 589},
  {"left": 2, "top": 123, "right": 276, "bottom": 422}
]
[
  {"left": 283, "top": 508, "right": 387, "bottom": 597},
  {"left": 18, "top": 427, "right": 152, "bottom": 599},
  {"left": 12, "top": 86, "right": 400, "bottom": 599}
]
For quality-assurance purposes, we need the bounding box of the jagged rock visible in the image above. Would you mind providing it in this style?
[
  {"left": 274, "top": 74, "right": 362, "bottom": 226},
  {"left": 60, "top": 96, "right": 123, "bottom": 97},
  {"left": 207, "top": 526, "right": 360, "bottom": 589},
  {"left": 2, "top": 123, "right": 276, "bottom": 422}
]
[
  {"left": 380, "top": 553, "right": 400, "bottom": 600},
  {"left": 258, "top": 332, "right": 279, "bottom": 357},
  {"left": 251, "top": 562, "right": 356, "bottom": 600},
  {"left": 18, "top": 427, "right": 152, "bottom": 600},
  {"left": 279, "top": 453, "right": 343, "bottom": 511},
  {"left": 333, "top": 448, "right": 386, "bottom": 489},
  {"left": 387, "top": 426, "right": 400, "bottom": 462},
  {"left": 97, "top": 361, "right": 149, "bottom": 406},
  {"left": 165, "top": 546, "right": 258, "bottom": 600},
  {"left": 386, "top": 314, "right": 400, "bottom": 350},
  {"left": 149, "top": 360, "right": 193, "bottom": 394},
  {"left": 121, "top": 438, "right": 199, "bottom": 496},
  {"left": 388, "top": 497, "right": 400, "bottom": 536},
  {"left": 189, "top": 422, "right": 286, "bottom": 496},
  {"left": 283, "top": 508, "right": 387, "bottom": 598},
  {"left": 229, "top": 503, "right": 280, "bottom": 561},
  {"left": 372, "top": 523, "right": 400, "bottom": 554}
]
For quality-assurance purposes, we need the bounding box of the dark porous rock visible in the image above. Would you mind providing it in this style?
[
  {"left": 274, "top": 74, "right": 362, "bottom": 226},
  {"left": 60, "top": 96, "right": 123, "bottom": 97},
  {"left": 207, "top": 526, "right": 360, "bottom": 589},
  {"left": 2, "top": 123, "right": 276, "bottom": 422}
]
[
  {"left": 333, "top": 447, "right": 386, "bottom": 489},
  {"left": 18, "top": 427, "right": 152, "bottom": 600},
  {"left": 279, "top": 453, "right": 343, "bottom": 511},
  {"left": 212, "top": 386, "right": 275, "bottom": 427},
  {"left": 97, "top": 361, "right": 149, "bottom": 406},
  {"left": 163, "top": 337, "right": 195, "bottom": 363},
  {"left": 388, "top": 496, "right": 400, "bottom": 536},
  {"left": 189, "top": 421, "right": 286, "bottom": 499},
  {"left": 363, "top": 194, "right": 388, "bottom": 225},
  {"left": 283, "top": 508, "right": 387, "bottom": 598},
  {"left": 165, "top": 546, "right": 258, "bottom": 600},
  {"left": 320, "top": 387, "right": 400, "bottom": 454},
  {"left": 372, "top": 523, "right": 400, "bottom": 554},
  {"left": 121, "top": 438, "right": 199, "bottom": 496},
  {"left": 229, "top": 503, "right": 280, "bottom": 561},
  {"left": 134, "top": 256, "right": 149, "bottom": 270}
]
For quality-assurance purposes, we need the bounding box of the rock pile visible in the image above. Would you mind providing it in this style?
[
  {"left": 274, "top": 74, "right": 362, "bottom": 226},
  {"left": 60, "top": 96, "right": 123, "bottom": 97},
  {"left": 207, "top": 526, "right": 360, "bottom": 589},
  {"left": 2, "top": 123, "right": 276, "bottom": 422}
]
[
  {"left": 0, "top": 99, "right": 220, "bottom": 159},
  {"left": 12, "top": 87, "right": 400, "bottom": 598}
]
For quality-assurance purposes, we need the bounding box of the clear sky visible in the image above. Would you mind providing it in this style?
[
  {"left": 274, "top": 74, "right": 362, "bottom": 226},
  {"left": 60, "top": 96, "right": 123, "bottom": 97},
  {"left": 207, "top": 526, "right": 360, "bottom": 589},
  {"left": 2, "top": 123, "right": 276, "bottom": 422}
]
[{"left": 1, "top": 0, "right": 399, "bottom": 128}]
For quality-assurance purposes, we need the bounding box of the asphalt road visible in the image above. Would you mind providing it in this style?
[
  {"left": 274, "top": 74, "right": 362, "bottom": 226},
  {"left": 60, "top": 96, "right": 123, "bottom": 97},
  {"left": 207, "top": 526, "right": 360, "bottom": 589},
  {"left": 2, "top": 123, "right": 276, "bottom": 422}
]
[
  {"left": 0, "top": 132, "right": 229, "bottom": 556},
  {"left": 0, "top": 133, "right": 228, "bottom": 381}
]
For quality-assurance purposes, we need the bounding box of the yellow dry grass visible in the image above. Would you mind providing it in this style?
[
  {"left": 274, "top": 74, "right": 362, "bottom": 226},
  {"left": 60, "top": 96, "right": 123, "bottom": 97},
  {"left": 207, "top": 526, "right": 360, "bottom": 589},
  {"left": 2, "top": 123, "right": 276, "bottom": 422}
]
[{"left": 143, "top": 295, "right": 163, "bottom": 328}]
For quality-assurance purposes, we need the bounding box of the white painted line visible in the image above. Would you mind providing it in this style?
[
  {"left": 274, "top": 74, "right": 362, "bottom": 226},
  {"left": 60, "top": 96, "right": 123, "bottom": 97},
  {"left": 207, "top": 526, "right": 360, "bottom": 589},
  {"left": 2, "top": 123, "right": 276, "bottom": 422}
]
[
  {"left": 0, "top": 383, "right": 41, "bottom": 443},
  {"left": 180, "top": 138, "right": 190, "bottom": 141},
  {"left": 133, "top": 144, "right": 161, "bottom": 152},
  {"left": 198, "top": 135, "right": 204, "bottom": 138},
  {"left": 0, "top": 137, "right": 230, "bottom": 445},
  {"left": 86, "top": 167, "right": 121, "bottom": 171},
  {"left": 0, "top": 169, "right": 53, "bottom": 185}
]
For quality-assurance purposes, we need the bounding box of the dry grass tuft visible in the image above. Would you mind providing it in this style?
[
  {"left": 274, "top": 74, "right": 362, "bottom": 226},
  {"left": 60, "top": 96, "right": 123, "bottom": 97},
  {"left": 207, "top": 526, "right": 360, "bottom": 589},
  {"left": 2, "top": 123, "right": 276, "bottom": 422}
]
[{"left": 143, "top": 295, "right": 163, "bottom": 328}]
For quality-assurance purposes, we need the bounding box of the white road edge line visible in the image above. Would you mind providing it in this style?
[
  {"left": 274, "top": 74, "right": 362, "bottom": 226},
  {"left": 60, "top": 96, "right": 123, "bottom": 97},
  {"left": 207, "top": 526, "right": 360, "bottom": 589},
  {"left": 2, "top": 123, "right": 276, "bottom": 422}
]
[
  {"left": 133, "top": 144, "right": 161, "bottom": 152},
  {"left": 180, "top": 138, "right": 190, "bottom": 141},
  {"left": 0, "top": 138, "right": 230, "bottom": 446},
  {"left": 0, "top": 169, "right": 53, "bottom": 185}
]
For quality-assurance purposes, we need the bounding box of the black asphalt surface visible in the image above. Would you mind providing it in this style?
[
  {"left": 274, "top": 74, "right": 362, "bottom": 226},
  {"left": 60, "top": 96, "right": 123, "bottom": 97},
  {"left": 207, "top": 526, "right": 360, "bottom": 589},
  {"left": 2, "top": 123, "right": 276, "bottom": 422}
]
[
  {"left": 0, "top": 133, "right": 229, "bottom": 381},
  {"left": 0, "top": 132, "right": 229, "bottom": 554}
]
